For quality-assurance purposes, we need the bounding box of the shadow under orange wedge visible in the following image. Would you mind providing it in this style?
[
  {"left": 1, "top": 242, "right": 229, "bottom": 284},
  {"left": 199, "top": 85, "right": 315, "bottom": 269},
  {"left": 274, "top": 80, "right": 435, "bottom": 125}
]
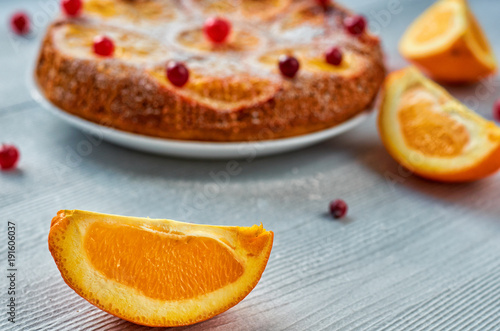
[
  {"left": 399, "top": 0, "right": 497, "bottom": 83},
  {"left": 48, "top": 210, "right": 274, "bottom": 327},
  {"left": 379, "top": 67, "right": 500, "bottom": 182}
]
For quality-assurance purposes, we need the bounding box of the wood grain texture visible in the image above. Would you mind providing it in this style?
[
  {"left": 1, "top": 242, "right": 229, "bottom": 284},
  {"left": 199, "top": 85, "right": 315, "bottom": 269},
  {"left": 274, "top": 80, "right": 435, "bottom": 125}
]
[{"left": 1, "top": 0, "right": 500, "bottom": 330}]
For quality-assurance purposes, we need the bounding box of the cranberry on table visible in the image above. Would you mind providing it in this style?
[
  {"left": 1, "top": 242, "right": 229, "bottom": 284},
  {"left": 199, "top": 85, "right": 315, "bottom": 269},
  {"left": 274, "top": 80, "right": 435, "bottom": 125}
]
[
  {"left": 344, "top": 15, "right": 367, "bottom": 36},
  {"left": 329, "top": 199, "right": 348, "bottom": 219},
  {"left": 203, "top": 17, "right": 231, "bottom": 44},
  {"left": 167, "top": 61, "right": 190, "bottom": 87},
  {"left": 62, "top": 0, "right": 83, "bottom": 17},
  {"left": 278, "top": 55, "right": 300, "bottom": 78},
  {"left": 10, "top": 12, "right": 30, "bottom": 35},
  {"left": 494, "top": 98, "right": 500, "bottom": 122},
  {"left": 325, "top": 47, "right": 343, "bottom": 66},
  {"left": 93, "top": 36, "right": 115, "bottom": 57},
  {"left": 0, "top": 145, "right": 20, "bottom": 171}
]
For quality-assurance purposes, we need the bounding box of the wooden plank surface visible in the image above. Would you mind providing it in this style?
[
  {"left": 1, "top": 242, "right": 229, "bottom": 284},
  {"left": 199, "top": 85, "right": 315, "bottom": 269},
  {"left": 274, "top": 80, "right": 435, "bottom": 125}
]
[{"left": 1, "top": 0, "right": 499, "bottom": 330}]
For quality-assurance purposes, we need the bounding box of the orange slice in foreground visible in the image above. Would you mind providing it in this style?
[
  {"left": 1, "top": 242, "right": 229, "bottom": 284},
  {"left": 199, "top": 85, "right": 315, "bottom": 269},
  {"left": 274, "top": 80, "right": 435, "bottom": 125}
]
[
  {"left": 399, "top": 0, "right": 497, "bottom": 83},
  {"left": 379, "top": 67, "right": 500, "bottom": 182},
  {"left": 48, "top": 210, "right": 274, "bottom": 327}
]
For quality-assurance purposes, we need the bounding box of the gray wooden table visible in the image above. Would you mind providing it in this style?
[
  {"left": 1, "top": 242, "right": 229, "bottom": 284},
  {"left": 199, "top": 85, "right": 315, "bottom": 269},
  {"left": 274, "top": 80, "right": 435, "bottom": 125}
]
[{"left": 1, "top": 0, "right": 500, "bottom": 330}]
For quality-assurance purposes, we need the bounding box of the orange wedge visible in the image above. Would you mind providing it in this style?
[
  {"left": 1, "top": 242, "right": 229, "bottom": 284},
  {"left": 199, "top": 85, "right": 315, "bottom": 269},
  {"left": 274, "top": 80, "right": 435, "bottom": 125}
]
[
  {"left": 48, "top": 210, "right": 274, "bottom": 327},
  {"left": 399, "top": 0, "right": 497, "bottom": 83},
  {"left": 379, "top": 67, "right": 500, "bottom": 182}
]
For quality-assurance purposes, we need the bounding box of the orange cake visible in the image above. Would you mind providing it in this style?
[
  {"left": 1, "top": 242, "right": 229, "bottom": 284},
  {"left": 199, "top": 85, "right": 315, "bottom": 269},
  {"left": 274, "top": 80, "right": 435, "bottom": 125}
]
[{"left": 35, "top": 0, "right": 385, "bottom": 142}]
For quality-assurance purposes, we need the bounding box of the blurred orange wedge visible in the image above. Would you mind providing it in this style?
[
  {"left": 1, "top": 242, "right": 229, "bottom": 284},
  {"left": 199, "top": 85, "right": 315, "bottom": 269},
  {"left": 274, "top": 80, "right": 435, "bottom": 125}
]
[
  {"left": 399, "top": 0, "right": 497, "bottom": 83},
  {"left": 48, "top": 210, "right": 273, "bottom": 327},
  {"left": 379, "top": 67, "right": 500, "bottom": 182}
]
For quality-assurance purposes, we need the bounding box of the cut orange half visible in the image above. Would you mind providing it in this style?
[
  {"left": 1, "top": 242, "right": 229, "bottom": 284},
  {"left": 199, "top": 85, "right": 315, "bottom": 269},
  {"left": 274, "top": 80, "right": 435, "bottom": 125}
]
[
  {"left": 379, "top": 67, "right": 500, "bottom": 182},
  {"left": 399, "top": 0, "right": 497, "bottom": 83},
  {"left": 48, "top": 210, "right": 274, "bottom": 327}
]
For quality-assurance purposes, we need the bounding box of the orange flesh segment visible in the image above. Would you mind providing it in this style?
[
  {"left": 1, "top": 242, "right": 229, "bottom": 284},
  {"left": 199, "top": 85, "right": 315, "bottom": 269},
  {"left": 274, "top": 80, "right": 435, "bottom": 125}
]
[
  {"left": 413, "top": 7, "right": 454, "bottom": 43},
  {"left": 468, "top": 13, "right": 490, "bottom": 53},
  {"left": 397, "top": 88, "right": 469, "bottom": 157},
  {"left": 84, "top": 222, "right": 244, "bottom": 301}
]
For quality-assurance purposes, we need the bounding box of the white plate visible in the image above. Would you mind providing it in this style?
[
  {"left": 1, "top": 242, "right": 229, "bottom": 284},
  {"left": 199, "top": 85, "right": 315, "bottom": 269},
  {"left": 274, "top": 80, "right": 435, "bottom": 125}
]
[{"left": 28, "top": 70, "right": 370, "bottom": 159}]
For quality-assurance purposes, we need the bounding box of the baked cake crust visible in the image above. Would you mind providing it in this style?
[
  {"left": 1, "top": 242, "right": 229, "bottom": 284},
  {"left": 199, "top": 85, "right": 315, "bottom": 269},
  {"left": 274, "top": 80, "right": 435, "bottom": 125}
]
[{"left": 35, "top": 0, "right": 385, "bottom": 142}]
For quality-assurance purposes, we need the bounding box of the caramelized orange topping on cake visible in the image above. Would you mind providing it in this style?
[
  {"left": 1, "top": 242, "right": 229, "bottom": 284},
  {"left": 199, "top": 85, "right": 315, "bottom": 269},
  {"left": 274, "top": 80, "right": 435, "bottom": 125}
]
[
  {"left": 60, "top": 23, "right": 168, "bottom": 62},
  {"left": 260, "top": 47, "right": 365, "bottom": 75},
  {"left": 84, "top": 0, "right": 176, "bottom": 22},
  {"left": 177, "top": 27, "right": 260, "bottom": 52},
  {"left": 149, "top": 67, "right": 281, "bottom": 111}
]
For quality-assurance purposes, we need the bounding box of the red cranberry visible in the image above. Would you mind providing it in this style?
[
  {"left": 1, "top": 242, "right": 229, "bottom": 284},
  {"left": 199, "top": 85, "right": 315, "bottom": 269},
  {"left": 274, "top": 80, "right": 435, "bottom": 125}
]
[
  {"left": 325, "top": 47, "right": 343, "bottom": 66},
  {"left": 62, "top": 0, "right": 82, "bottom": 17},
  {"left": 344, "top": 15, "right": 367, "bottom": 36},
  {"left": 203, "top": 17, "right": 231, "bottom": 44},
  {"left": 329, "top": 199, "right": 348, "bottom": 219},
  {"left": 93, "top": 36, "right": 114, "bottom": 57},
  {"left": 278, "top": 55, "right": 300, "bottom": 78},
  {"left": 10, "top": 12, "right": 30, "bottom": 35},
  {"left": 167, "top": 62, "right": 189, "bottom": 87},
  {"left": 0, "top": 145, "right": 20, "bottom": 170},
  {"left": 494, "top": 99, "right": 500, "bottom": 122}
]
